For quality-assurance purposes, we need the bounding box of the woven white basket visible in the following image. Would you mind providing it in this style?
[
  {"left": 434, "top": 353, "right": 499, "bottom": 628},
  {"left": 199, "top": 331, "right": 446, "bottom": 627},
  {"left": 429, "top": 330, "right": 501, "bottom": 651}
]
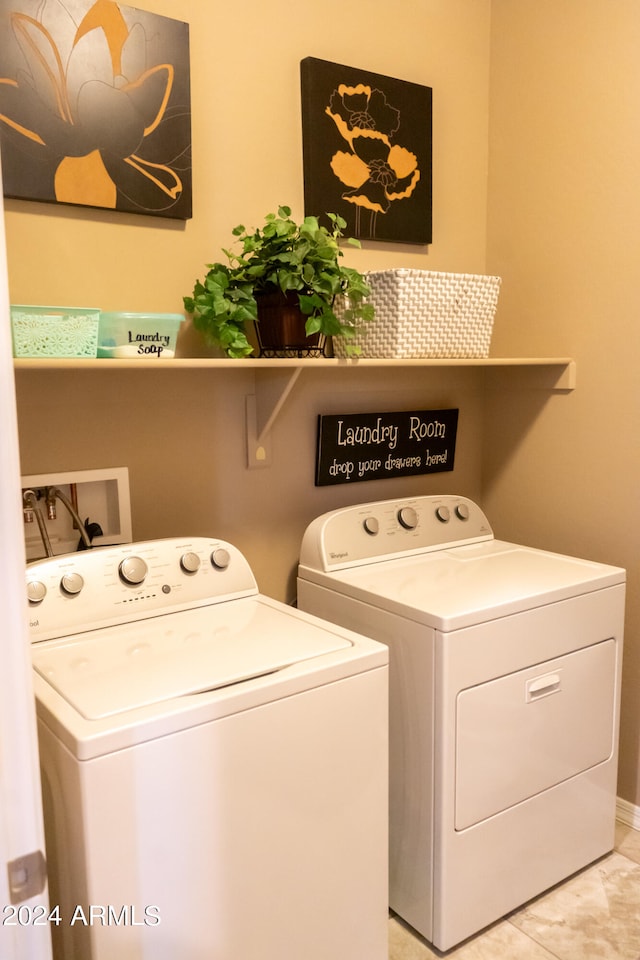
[{"left": 334, "top": 269, "right": 501, "bottom": 359}]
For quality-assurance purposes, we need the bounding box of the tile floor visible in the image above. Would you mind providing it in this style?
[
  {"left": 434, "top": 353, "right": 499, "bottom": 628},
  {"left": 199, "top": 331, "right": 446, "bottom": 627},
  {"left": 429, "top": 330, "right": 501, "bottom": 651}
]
[{"left": 389, "top": 821, "right": 640, "bottom": 959}]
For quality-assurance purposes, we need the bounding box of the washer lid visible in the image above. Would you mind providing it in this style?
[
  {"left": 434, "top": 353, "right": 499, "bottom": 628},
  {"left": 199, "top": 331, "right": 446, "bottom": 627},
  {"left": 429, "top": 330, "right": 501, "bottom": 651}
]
[
  {"left": 32, "top": 598, "right": 353, "bottom": 720},
  {"left": 322, "top": 540, "right": 626, "bottom": 630}
]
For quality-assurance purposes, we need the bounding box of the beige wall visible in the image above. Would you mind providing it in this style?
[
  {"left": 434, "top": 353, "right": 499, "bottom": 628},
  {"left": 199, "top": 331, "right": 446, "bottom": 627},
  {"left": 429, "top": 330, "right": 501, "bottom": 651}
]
[
  {"left": 8, "top": 3, "right": 493, "bottom": 591},
  {"left": 7, "top": 0, "right": 640, "bottom": 807},
  {"left": 5, "top": 0, "right": 492, "bottom": 311},
  {"left": 485, "top": 0, "right": 640, "bottom": 805}
]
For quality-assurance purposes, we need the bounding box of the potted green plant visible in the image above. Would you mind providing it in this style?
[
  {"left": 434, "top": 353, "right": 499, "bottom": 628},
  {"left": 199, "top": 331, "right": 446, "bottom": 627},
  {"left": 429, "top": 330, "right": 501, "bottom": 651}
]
[{"left": 183, "top": 206, "right": 374, "bottom": 358}]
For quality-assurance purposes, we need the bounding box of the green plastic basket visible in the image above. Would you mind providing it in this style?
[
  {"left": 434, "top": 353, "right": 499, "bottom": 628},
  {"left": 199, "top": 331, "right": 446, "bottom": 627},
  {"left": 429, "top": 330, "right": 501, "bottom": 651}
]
[{"left": 11, "top": 305, "right": 100, "bottom": 358}]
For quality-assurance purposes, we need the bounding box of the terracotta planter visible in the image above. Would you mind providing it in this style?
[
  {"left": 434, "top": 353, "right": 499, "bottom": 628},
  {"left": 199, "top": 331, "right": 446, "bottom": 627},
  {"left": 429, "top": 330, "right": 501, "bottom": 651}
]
[{"left": 255, "top": 290, "right": 326, "bottom": 358}]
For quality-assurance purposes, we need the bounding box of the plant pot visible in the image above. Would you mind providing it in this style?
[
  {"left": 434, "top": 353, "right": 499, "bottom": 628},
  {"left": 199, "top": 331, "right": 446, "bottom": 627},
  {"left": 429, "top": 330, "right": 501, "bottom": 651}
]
[{"left": 255, "top": 290, "right": 326, "bottom": 358}]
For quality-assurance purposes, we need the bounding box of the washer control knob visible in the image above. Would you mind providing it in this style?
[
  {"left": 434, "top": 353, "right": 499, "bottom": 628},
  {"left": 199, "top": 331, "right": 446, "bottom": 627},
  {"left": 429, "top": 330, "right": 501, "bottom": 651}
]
[
  {"left": 61, "top": 572, "right": 84, "bottom": 596},
  {"left": 455, "top": 503, "right": 470, "bottom": 521},
  {"left": 211, "top": 548, "right": 231, "bottom": 570},
  {"left": 363, "top": 516, "right": 379, "bottom": 536},
  {"left": 436, "top": 505, "right": 451, "bottom": 523},
  {"left": 398, "top": 506, "right": 418, "bottom": 530},
  {"left": 119, "top": 556, "right": 148, "bottom": 585},
  {"left": 27, "top": 580, "right": 47, "bottom": 605},
  {"left": 180, "top": 551, "right": 201, "bottom": 574}
]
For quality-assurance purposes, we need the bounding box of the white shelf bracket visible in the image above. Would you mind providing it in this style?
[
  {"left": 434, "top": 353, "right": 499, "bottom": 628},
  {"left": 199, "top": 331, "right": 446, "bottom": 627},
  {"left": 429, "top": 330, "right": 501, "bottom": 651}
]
[{"left": 246, "top": 366, "right": 304, "bottom": 468}]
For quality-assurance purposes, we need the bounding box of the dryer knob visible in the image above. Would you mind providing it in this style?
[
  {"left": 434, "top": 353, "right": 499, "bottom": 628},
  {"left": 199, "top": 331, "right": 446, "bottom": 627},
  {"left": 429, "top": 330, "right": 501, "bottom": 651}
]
[
  {"left": 27, "top": 580, "right": 46, "bottom": 605},
  {"left": 436, "top": 505, "right": 451, "bottom": 523},
  {"left": 119, "top": 556, "right": 148, "bottom": 585},
  {"left": 363, "top": 516, "right": 379, "bottom": 536},
  {"left": 211, "top": 548, "right": 231, "bottom": 570},
  {"left": 180, "top": 551, "right": 201, "bottom": 574},
  {"left": 455, "top": 503, "right": 470, "bottom": 521},
  {"left": 398, "top": 506, "right": 418, "bottom": 530},
  {"left": 61, "top": 572, "right": 84, "bottom": 596}
]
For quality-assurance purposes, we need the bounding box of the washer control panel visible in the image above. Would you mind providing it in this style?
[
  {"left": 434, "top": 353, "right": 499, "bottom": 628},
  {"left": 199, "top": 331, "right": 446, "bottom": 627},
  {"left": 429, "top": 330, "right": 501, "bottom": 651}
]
[
  {"left": 299, "top": 495, "right": 494, "bottom": 572},
  {"left": 27, "top": 537, "right": 258, "bottom": 642}
]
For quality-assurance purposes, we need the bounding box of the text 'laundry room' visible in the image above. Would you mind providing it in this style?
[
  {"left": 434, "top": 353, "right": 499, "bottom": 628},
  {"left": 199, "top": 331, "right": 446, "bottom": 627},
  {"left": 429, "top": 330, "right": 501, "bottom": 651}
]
[{"left": 1, "top": 2, "right": 640, "bottom": 959}]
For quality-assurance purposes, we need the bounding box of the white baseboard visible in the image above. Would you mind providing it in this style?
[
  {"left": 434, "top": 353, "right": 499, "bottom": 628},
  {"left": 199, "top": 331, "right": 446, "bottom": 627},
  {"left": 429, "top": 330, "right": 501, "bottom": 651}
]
[{"left": 617, "top": 796, "right": 640, "bottom": 830}]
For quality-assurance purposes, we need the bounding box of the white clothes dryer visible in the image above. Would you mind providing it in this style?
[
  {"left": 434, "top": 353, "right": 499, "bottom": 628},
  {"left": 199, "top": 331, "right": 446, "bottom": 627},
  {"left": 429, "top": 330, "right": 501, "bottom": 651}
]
[
  {"left": 27, "top": 537, "right": 388, "bottom": 960},
  {"left": 297, "top": 495, "right": 625, "bottom": 951}
]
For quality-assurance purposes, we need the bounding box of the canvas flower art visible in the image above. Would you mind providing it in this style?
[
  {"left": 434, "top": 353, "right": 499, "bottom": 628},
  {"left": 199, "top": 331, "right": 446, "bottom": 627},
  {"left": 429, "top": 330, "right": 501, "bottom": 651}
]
[
  {"left": 301, "top": 57, "right": 432, "bottom": 244},
  {"left": 0, "top": 0, "right": 191, "bottom": 218},
  {"left": 326, "top": 82, "right": 421, "bottom": 235}
]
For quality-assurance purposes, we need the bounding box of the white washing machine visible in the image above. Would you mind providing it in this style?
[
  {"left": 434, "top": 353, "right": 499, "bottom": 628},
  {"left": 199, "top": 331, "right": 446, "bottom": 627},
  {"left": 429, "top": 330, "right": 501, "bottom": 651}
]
[
  {"left": 297, "top": 495, "right": 625, "bottom": 951},
  {"left": 26, "top": 537, "right": 388, "bottom": 960}
]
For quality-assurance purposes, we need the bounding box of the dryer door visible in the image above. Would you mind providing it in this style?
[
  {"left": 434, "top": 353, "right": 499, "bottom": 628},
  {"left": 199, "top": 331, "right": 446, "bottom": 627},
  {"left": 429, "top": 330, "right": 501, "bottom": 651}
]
[{"left": 455, "top": 638, "right": 616, "bottom": 830}]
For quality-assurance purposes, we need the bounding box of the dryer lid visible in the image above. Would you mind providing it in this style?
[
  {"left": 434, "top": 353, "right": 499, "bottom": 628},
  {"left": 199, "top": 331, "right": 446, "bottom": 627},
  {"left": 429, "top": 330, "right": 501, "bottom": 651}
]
[
  {"left": 322, "top": 540, "right": 625, "bottom": 630},
  {"left": 32, "top": 598, "right": 353, "bottom": 720}
]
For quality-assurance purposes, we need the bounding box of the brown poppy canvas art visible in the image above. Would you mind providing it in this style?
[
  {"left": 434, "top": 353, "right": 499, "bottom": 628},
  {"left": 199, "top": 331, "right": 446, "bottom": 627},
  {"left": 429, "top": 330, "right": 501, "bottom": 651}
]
[
  {"left": 301, "top": 57, "right": 432, "bottom": 245},
  {"left": 0, "top": 0, "right": 191, "bottom": 219}
]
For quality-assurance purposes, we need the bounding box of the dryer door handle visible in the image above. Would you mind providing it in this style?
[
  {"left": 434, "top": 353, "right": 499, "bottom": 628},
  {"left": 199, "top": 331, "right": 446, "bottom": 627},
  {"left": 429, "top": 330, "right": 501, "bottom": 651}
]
[{"left": 526, "top": 672, "right": 561, "bottom": 702}]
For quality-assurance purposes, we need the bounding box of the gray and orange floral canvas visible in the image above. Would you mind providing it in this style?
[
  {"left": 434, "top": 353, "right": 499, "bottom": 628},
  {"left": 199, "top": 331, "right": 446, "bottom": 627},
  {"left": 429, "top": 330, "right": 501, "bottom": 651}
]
[{"left": 0, "top": 0, "right": 191, "bottom": 219}]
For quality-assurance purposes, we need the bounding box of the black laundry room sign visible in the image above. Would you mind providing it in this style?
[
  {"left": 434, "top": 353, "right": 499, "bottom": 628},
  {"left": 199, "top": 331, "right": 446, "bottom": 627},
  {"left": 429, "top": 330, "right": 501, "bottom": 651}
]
[{"left": 316, "top": 408, "right": 458, "bottom": 486}]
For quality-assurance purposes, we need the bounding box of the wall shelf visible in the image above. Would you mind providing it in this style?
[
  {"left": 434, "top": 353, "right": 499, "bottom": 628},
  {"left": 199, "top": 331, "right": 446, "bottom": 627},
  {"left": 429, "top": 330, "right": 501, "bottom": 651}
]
[
  {"left": 13, "top": 355, "right": 575, "bottom": 375},
  {"left": 14, "top": 356, "right": 575, "bottom": 467}
]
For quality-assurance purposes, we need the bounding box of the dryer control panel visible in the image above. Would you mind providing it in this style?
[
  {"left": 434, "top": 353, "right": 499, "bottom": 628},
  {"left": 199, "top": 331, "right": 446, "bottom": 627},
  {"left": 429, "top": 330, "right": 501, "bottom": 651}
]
[
  {"left": 299, "top": 495, "right": 494, "bottom": 572},
  {"left": 27, "top": 537, "right": 258, "bottom": 642}
]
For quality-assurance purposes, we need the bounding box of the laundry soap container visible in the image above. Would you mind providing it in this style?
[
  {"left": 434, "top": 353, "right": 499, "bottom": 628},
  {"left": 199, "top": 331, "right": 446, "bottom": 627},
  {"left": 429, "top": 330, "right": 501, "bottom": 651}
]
[{"left": 98, "top": 312, "right": 183, "bottom": 358}]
